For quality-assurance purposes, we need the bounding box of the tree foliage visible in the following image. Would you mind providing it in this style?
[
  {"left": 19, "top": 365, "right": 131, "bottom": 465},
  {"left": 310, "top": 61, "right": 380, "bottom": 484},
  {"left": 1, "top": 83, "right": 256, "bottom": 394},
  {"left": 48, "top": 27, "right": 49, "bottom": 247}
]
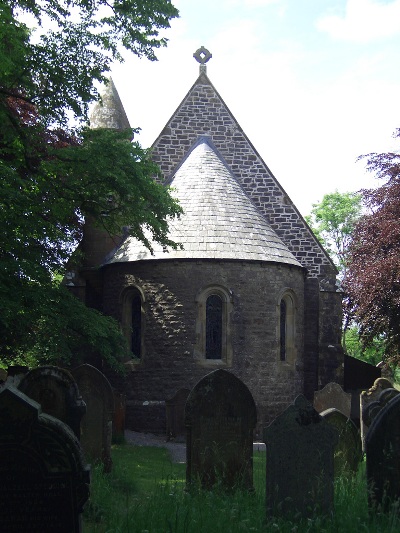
[
  {"left": 305, "top": 190, "right": 363, "bottom": 276},
  {"left": 0, "top": 0, "right": 180, "bottom": 368},
  {"left": 344, "top": 129, "right": 400, "bottom": 360}
]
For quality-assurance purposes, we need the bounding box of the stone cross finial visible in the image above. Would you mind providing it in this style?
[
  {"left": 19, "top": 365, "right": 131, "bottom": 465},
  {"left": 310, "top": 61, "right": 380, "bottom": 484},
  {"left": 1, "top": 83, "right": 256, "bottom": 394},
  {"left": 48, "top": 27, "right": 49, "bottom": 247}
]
[{"left": 193, "top": 46, "right": 212, "bottom": 74}]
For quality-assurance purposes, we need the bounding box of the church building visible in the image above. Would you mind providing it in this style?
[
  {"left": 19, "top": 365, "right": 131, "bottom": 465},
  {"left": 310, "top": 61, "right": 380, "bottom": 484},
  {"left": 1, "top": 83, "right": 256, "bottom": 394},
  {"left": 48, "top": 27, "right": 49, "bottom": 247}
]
[{"left": 69, "top": 48, "right": 344, "bottom": 436}]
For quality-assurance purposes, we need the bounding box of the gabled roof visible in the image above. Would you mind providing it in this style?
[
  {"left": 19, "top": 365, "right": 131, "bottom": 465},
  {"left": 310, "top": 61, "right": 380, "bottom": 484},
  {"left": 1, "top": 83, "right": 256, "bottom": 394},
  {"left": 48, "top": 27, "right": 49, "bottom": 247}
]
[{"left": 106, "top": 137, "right": 301, "bottom": 267}]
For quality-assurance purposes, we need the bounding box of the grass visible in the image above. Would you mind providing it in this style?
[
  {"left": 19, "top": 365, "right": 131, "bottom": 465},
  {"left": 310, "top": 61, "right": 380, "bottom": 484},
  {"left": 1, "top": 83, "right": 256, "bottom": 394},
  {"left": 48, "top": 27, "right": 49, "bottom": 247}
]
[{"left": 83, "top": 444, "right": 400, "bottom": 533}]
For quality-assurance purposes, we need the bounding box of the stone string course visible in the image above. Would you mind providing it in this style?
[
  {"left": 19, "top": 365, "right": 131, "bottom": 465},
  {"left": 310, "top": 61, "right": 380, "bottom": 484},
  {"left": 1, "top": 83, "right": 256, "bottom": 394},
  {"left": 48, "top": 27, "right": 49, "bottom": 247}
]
[{"left": 151, "top": 75, "right": 335, "bottom": 282}]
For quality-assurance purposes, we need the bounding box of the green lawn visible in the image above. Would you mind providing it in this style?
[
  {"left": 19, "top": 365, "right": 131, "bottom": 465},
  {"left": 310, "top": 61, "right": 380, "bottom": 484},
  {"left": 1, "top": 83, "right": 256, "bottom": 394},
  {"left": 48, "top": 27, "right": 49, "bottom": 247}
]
[{"left": 83, "top": 444, "right": 400, "bottom": 532}]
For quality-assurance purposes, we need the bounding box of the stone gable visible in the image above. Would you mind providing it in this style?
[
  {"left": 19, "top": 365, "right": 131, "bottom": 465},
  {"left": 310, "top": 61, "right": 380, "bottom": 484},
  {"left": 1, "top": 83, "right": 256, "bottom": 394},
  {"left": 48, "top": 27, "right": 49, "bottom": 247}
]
[{"left": 151, "top": 72, "right": 336, "bottom": 281}]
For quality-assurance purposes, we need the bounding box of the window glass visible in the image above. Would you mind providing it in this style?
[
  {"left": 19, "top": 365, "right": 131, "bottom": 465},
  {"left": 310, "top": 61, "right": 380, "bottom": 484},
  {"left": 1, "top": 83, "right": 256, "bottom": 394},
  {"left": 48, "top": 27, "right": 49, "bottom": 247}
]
[{"left": 206, "top": 294, "right": 223, "bottom": 359}]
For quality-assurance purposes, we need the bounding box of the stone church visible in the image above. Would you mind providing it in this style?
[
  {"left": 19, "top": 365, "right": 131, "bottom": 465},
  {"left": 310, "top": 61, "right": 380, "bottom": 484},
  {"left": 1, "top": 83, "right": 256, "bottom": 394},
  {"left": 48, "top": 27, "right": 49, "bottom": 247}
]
[{"left": 68, "top": 48, "right": 343, "bottom": 436}]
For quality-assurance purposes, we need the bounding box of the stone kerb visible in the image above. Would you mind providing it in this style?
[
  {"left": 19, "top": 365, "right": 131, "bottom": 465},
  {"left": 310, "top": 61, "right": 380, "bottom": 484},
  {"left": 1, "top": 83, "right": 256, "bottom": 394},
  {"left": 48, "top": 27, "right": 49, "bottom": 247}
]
[
  {"left": 185, "top": 369, "right": 256, "bottom": 491},
  {"left": 18, "top": 365, "right": 86, "bottom": 440},
  {"left": 72, "top": 364, "right": 115, "bottom": 472},
  {"left": 264, "top": 395, "right": 338, "bottom": 517},
  {"left": 0, "top": 385, "right": 90, "bottom": 532}
]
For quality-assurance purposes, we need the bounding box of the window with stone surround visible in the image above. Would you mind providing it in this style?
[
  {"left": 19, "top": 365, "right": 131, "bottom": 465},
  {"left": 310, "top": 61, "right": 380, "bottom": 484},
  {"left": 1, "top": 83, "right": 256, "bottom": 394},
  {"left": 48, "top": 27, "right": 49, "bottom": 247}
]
[
  {"left": 278, "top": 290, "right": 296, "bottom": 364},
  {"left": 121, "top": 286, "right": 145, "bottom": 360},
  {"left": 194, "top": 285, "right": 232, "bottom": 366}
]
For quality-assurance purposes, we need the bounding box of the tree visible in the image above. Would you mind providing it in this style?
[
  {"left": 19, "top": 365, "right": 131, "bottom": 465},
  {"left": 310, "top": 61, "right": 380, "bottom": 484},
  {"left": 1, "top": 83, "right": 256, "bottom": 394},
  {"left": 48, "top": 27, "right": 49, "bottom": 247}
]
[
  {"left": 0, "top": 0, "right": 181, "bottom": 368},
  {"left": 344, "top": 129, "right": 400, "bottom": 361},
  {"left": 305, "top": 190, "right": 363, "bottom": 276}
]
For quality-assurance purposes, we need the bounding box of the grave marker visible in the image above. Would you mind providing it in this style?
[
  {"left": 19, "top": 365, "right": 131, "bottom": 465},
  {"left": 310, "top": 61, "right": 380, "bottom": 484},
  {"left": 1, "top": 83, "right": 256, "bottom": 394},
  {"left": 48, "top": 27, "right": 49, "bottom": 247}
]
[
  {"left": 0, "top": 385, "right": 90, "bottom": 532},
  {"left": 166, "top": 388, "right": 190, "bottom": 442},
  {"left": 314, "top": 382, "right": 351, "bottom": 419},
  {"left": 264, "top": 395, "right": 338, "bottom": 517},
  {"left": 185, "top": 369, "right": 256, "bottom": 490},
  {"left": 72, "top": 364, "right": 114, "bottom": 472}
]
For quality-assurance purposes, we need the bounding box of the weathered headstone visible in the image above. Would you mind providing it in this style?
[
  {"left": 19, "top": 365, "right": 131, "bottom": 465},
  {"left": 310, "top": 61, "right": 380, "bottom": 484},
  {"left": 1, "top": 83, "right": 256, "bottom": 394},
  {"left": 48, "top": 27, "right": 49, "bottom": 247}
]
[
  {"left": 166, "top": 388, "right": 190, "bottom": 442},
  {"left": 263, "top": 395, "right": 338, "bottom": 517},
  {"left": 366, "top": 392, "right": 400, "bottom": 511},
  {"left": 18, "top": 365, "right": 86, "bottom": 440},
  {"left": 185, "top": 369, "right": 256, "bottom": 490},
  {"left": 360, "top": 377, "right": 394, "bottom": 451},
  {"left": 314, "top": 382, "right": 352, "bottom": 419},
  {"left": 320, "top": 408, "right": 362, "bottom": 477},
  {"left": 0, "top": 385, "right": 90, "bottom": 532},
  {"left": 72, "top": 364, "right": 114, "bottom": 472}
]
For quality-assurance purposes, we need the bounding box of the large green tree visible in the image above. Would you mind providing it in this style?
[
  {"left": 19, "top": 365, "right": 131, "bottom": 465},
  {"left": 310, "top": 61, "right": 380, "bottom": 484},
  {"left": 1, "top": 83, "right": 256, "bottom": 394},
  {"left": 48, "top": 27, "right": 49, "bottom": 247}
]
[
  {"left": 0, "top": 0, "right": 181, "bottom": 368},
  {"left": 305, "top": 190, "right": 363, "bottom": 277},
  {"left": 344, "top": 129, "right": 400, "bottom": 362}
]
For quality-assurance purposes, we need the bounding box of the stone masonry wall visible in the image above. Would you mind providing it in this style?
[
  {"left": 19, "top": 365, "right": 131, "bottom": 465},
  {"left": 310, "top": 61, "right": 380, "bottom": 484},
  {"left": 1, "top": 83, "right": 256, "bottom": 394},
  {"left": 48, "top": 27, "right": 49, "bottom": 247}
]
[
  {"left": 151, "top": 73, "right": 336, "bottom": 282},
  {"left": 103, "top": 259, "right": 306, "bottom": 436}
]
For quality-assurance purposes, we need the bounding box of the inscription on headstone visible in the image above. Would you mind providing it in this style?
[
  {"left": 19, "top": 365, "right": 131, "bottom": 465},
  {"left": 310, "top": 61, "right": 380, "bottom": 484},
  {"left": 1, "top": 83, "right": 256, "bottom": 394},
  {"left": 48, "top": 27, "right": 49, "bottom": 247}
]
[
  {"left": 320, "top": 408, "right": 362, "bottom": 476},
  {"left": 18, "top": 365, "right": 86, "bottom": 439},
  {"left": 185, "top": 369, "right": 256, "bottom": 490},
  {"left": 366, "top": 393, "right": 400, "bottom": 511},
  {"left": 72, "top": 364, "right": 114, "bottom": 472},
  {"left": 0, "top": 385, "right": 90, "bottom": 533},
  {"left": 264, "top": 395, "right": 338, "bottom": 517}
]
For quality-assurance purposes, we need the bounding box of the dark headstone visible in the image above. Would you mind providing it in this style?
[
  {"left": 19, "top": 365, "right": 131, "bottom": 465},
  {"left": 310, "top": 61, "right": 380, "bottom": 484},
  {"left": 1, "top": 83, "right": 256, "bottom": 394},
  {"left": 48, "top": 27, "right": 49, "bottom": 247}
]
[
  {"left": 185, "top": 369, "right": 256, "bottom": 490},
  {"left": 320, "top": 408, "right": 362, "bottom": 476},
  {"left": 112, "top": 390, "right": 126, "bottom": 443},
  {"left": 166, "top": 388, "right": 190, "bottom": 442},
  {"left": 18, "top": 366, "right": 86, "bottom": 440},
  {"left": 366, "top": 393, "right": 400, "bottom": 511},
  {"left": 263, "top": 395, "right": 338, "bottom": 517},
  {"left": 0, "top": 385, "right": 90, "bottom": 532},
  {"left": 72, "top": 364, "right": 114, "bottom": 472},
  {"left": 314, "top": 382, "right": 351, "bottom": 418},
  {"left": 360, "top": 378, "right": 393, "bottom": 451}
]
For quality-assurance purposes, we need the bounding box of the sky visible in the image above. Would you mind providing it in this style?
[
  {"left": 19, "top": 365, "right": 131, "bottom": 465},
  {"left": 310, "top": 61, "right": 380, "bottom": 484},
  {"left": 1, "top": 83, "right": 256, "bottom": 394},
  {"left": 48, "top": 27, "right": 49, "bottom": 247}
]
[{"left": 110, "top": 0, "right": 400, "bottom": 217}]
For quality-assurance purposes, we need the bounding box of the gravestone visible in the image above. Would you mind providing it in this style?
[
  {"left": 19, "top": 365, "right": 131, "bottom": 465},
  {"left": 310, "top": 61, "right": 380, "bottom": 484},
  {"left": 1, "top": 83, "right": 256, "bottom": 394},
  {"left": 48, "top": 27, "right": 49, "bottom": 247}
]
[
  {"left": 166, "top": 388, "right": 190, "bottom": 442},
  {"left": 185, "top": 369, "right": 256, "bottom": 490},
  {"left": 360, "top": 377, "right": 394, "bottom": 451},
  {"left": 314, "top": 382, "right": 351, "bottom": 419},
  {"left": 18, "top": 365, "right": 86, "bottom": 439},
  {"left": 320, "top": 408, "right": 362, "bottom": 476},
  {"left": 112, "top": 390, "right": 126, "bottom": 443},
  {"left": 72, "top": 364, "right": 114, "bottom": 472},
  {"left": 366, "top": 392, "right": 400, "bottom": 511},
  {"left": 263, "top": 395, "right": 338, "bottom": 517},
  {"left": 0, "top": 385, "right": 90, "bottom": 532}
]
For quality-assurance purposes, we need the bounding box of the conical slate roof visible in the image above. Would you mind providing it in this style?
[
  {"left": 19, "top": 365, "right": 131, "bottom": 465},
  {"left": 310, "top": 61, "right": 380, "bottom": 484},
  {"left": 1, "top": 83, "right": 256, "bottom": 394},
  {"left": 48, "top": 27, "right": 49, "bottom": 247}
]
[
  {"left": 107, "top": 138, "right": 301, "bottom": 267},
  {"left": 90, "top": 78, "right": 130, "bottom": 130}
]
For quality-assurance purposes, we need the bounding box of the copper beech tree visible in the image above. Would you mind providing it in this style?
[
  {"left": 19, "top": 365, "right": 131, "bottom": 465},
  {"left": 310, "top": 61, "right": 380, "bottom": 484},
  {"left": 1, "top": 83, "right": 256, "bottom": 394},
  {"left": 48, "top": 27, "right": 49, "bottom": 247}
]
[
  {"left": 344, "top": 129, "right": 400, "bottom": 361},
  {"left": 0, "top": 0, "right": 181, "bottom": 368}
]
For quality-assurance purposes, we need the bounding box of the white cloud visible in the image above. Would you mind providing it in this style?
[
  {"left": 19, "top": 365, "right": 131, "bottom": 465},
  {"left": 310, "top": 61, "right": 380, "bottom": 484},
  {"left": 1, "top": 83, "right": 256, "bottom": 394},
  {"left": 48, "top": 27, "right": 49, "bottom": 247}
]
[{"left": 317, "top": 0, "right": 400, "bottom": 42}]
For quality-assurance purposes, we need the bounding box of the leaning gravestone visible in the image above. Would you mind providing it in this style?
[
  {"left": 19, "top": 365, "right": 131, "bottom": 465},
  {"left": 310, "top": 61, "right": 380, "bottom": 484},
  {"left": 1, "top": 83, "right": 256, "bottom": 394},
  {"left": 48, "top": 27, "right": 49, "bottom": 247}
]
[
  {"left": 185, "top": 369, "right": 256, "bottom": 490},
  {"left": 166, "top": 388, "right": 190, "bottom": 442},
  {"left": 18, "top": 365, "right": 86, "bottom": 440},
  {"left": 72, "top": 364, "right": 114, "bottom": 472},
  {"left": 320, "top": 408, "right": 362, "bottom": 477},
  {"left": 314, "top": 382, "right": 352, "bottom": 419},
  {"left": 366, "top": 392, "right": 400, "bottom": 511},
  {"left": 360, "top": 377, "right": 394, "bottom": 451},
  {"left": 0, "top": 385, "right": 90, "bottom": 532},
  {"left": 264, "top": 395, "right": 338, "bottom": 517}
]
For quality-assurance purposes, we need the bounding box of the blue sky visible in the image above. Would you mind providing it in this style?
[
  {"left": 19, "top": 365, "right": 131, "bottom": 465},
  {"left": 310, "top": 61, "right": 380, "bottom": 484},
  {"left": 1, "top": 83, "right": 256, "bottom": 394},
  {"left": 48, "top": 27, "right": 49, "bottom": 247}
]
[{"left": 111, "top": 0, "right": 400, "bottom": 216}]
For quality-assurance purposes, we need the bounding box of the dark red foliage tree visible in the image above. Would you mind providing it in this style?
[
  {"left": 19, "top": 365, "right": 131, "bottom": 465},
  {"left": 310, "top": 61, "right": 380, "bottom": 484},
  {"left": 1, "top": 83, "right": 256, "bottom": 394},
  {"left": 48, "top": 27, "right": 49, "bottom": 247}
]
[{"left": 344, "top": 129, "right": 400, "bottom": 360}]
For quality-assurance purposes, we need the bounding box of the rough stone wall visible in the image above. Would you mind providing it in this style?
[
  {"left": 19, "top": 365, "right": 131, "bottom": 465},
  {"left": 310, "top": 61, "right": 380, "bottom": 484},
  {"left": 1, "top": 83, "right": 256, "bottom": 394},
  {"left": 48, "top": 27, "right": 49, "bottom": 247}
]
[
  {"left": 151, "top": 73, "right": 336, "bottom": 282},
  {"left": 102, "top": 259, "right": 305, "bottom": 436}
]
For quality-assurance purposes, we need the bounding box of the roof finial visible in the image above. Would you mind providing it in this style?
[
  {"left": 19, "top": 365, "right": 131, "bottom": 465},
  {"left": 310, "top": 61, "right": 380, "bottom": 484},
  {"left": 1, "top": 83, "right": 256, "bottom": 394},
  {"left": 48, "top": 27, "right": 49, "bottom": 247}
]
[{"left": 193, "top": 46, "right": 212, "bottom": 75}]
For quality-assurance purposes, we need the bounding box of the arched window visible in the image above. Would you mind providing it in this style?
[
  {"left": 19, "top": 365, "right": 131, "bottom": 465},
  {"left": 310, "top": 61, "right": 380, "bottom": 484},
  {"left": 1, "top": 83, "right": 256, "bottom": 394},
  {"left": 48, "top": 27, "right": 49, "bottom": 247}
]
[
  {"left": 195, "top": 285, "right": 232, "bottom": 365},
  {"left": 121, "top": 286, "right": 145, "bottom": 359},
  {"left": 278, "top": 290, "right": 296, "bottom": 363}
]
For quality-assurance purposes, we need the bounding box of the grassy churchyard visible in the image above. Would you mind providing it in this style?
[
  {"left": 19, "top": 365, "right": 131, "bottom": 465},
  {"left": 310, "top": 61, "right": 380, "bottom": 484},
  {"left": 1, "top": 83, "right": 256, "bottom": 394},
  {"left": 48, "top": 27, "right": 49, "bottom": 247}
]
[{"left": 83, "top": 443, "right": 400, "bottom": 533}]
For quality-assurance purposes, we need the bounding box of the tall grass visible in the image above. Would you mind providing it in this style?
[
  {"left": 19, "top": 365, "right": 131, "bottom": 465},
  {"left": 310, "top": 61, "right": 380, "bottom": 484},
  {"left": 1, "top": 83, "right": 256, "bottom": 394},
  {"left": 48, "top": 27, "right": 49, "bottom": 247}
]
[{"left": 83, "top": 445, "right": 400, "bottom": 532}]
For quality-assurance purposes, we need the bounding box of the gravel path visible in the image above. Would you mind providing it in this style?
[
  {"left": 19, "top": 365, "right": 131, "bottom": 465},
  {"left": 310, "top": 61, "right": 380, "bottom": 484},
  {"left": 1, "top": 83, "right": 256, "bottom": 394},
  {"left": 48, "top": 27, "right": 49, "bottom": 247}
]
[{"left": 124, "top": 430, "right": 266, "bottom": 464}]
